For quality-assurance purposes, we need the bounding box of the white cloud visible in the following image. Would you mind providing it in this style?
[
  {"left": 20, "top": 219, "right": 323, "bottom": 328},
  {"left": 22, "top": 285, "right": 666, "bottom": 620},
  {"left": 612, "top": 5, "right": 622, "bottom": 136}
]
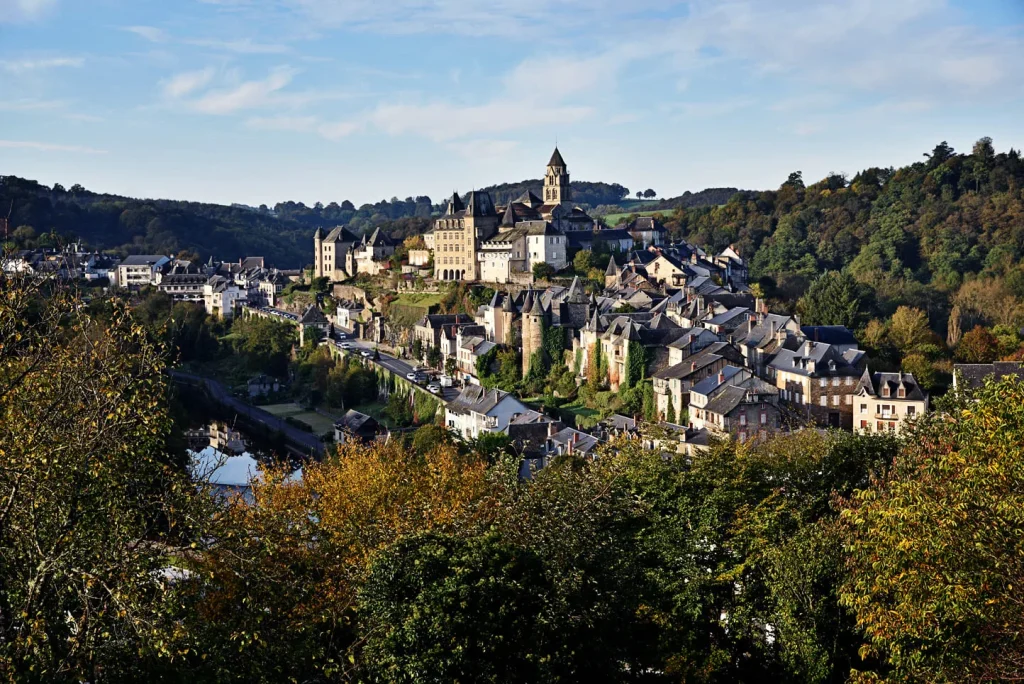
[
  {"left": 0, "top": 139, "right": 106, "bottom": 154},
  {"left": 0, "top": 0, "right": 58, "bottom": 22},
  {"left": 124, "top": 25, "right": 167, "bottom": 42},
  {"left": 246, "top": 115, "right": 319, "bottom": 132},
  {"left": 162, "top": 68, "right": 216, "bottom": 99},
  {"left": 190, "top": 66, "right": 298, "bottom": 114},
  {"left": 0, "top": 57, "right": 83, "bottom": 73},
  {"left": 0, "top": 98, "right": 65, "bottom": 111},
  {"left": 185, "top": 38, "right": 290, "bottom": 54}
]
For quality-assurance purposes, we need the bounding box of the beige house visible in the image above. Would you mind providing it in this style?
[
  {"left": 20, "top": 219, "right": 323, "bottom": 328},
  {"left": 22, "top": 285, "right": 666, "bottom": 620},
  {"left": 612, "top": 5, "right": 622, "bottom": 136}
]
[
  {"left": 767, "top": 340, "right": 865, "bottom": 429},
  {"left": 854, "top": 370, "right": 928, "bottom": 434},
  {"left": 653, "top": 341, "right": 745, "bottom": 421}
]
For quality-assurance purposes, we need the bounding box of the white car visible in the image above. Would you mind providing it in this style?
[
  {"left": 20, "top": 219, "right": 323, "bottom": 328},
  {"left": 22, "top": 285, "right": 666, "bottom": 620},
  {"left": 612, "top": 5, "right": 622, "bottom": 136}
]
[
  {"left": 340, "top": 342, "right": 352, "bottom": 349},
  {"left": 361, "top": 350, "right": 372, "bottom": 358},
  {"left": 406, "top": 372, "right": 417, "bottom": 381},
  {"left": 427, "top": 384, "right": 441, "bottom": 395}
]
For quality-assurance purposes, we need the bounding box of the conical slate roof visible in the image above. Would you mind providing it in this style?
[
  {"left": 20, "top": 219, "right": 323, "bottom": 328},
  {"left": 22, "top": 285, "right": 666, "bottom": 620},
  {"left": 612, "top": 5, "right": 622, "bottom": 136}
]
[
  {"left": 529, "top": 292, "right": 544, "bottom": 315},
  {"left": 548, "top": 146, "right": 566, "bottom": 168},
  {"left": 605, "top": 255, "right": 618, "bottom": 276},
  {"left": 502, "top": 292, "right": 514, "bottom": 312},
  {"left": 501, "top": 203, "right": 518, "bottom": 226},
  {"left": 446, "top": 191, "right": 465, "bottom": 215},
  {"left": 313, "top": 226, "right": 324, "bottom": 240}
]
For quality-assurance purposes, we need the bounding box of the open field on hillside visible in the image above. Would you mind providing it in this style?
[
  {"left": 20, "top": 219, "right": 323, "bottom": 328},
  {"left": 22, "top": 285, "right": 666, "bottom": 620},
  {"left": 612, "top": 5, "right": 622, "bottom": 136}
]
[
  {"left": 602, "top": 209, "right": 673, "bottom": 226},
  {"left": 262, "top": 403, "right": 337, "bottom": 434}
]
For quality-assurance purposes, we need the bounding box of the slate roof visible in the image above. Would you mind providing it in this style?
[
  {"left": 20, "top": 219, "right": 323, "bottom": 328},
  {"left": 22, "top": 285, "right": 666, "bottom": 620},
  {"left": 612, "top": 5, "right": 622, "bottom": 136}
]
[
  {"left": 801, "top": 325, "right": 858, "bottom": 346},
  {"left": 548, "top": 427, "right": 600, "bottom": 455},
  {"left": 367, "top": 227, "right": 394, "bottom": 247},
  {"left": 447, "top": 386, "right": 513, "bottom": 416},
  {"left": 121, "top": 254, "right": 167, "bottom": 266},
  {"left": 857, "top": 370, "right": 928, "bottom": 402},
  {"left": 954, "top": 362, "right": 1024, "bottom": 390},
  {"left": 465, "top": 190, "right": 496, "bottom": 217},
  {"left": 653, "top": 342, "right": 744, "bottom": 380},
  {"left": 691, "top": 365, "right": 746, "bottom": 397},
  {"left": 602, "top": 414, "right": 637, "bottom": 431},
  {"left": 769, "top": 340, "right": 860, "bottom": 377},
  {"left": 703, "top": 376, "right": 779, "bottom": 417},
  {"left": 335, "top": 409, "right": 377, "bottom": 434},
  {"left": 445, "top": 191, "right": 465, "bottom": 215},
  {"left": 299, "top": 304, "right": 328, "bottom": 325},
  {"left": 706, "top": 306, "right": 752, "bottom": 328},
  {"left": 548, "top": 146, "right": 566, "bottom": 167},
  {"left": 323, "top": 226, "right": 360, "bottom": 244}
]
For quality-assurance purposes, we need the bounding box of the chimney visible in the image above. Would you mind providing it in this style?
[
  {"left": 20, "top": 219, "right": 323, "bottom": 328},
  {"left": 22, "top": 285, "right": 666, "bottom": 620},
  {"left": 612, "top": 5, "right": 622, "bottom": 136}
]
[
  {"left": 548, "top": 420, "right": 558, "bottom": 437},
  {"left": 804, "top": 340, "right": 813, "bottom": 356},
  {"left": 718, "top": 371, "right": 725, "bottom": 384},
  {"left": 691, "top": 361, "right": 697, "bottom": 371}
]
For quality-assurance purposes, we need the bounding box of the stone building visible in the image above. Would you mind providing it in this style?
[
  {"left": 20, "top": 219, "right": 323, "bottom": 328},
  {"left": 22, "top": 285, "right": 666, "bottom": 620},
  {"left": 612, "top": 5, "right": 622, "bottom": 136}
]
[
  {"left": 520, "top": 292, "right": 548, "bottom": 376},
  {"left": 854, "top": 369, "right": 929, "bottom": 434}
]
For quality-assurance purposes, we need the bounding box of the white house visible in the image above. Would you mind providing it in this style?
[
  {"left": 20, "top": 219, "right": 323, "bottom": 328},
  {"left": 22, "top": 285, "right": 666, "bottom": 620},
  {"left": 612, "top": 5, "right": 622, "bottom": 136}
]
[
  {"left": 116, "top": 254, "right": 169, "bottom": 290},
  {"left": 445, "top": 386, "right": 531, "bottom": 441},
  {"left": 525, "top": 222, "right": 567, "bottom": 272},
  {"left": 203, "top": 275, "right": 247, "bottom": 319}
]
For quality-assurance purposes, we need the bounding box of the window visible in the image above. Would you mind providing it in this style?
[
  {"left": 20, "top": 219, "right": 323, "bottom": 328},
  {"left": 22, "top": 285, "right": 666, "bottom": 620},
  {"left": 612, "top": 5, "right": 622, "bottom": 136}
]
[
  {"left": 832, "top": 395, "right": 840, "bottom": 406},
  {"left": 907, "top": 406, "right": 916, "bottom": 417},
  {"left": 877, "top": 421, "right": 884, "bottom": 431},
  {"left": 882, "top": 386, "right": 890, "bottom": 398},
  {"left": 845, "top": 376, "right": 853, "bottom": 386},
  {"left": 820, "top": 396, "right": 827, "bottom": 407},
  {"left": 820, "top": 378, "right": 827, "bottom": 388},
  {"left": 860, "top": 403, "right": 867, "bottom": 413},
  {"left": 846, "top": 395, "right": 852, "bottom": 405},
  {"left": 832, "top": 377, "right": 839, "bottom": 387},
  {"left": 860, "top": 420, "right": 868, "bottom": 429},
  {"left": 739, "top": 413, "right": 746, "bottom": 426},
  {"left": 760, "top": 411, "right": 767, "bottom": 425},
  {"left": 897, "top": 387, "right": 905, "bottom": 398}
]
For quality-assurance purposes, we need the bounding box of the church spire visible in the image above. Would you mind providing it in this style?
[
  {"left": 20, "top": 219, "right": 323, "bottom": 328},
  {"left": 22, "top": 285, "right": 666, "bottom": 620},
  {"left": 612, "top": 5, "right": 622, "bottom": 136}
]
[{"left": 543, "top": 147, "right": 570, "bottom": 206}]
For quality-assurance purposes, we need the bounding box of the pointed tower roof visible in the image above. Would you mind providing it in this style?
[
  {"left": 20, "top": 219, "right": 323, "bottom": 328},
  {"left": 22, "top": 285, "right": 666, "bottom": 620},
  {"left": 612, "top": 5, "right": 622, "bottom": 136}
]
[
  {"left": 466, "top": 190, "right": 495, "bottom": 217},
  {"left": 446, "top": 191, "right": 465, "bottom": 215},
  {"left": 501, "top": 202, "right": 519, "bottom": 227},
  {"left": 502, "top": 292, "right": 514, "bottom": 312},
  {"left": 566, "top": 275, "right": 585, "bottom": 303},
  {"left": 605, "top": 255, "right": 618, "bottom": 276},
  {"left": 522, "top": 291, "right": 533, "bottom": 313},
  {"left": 548, "top": 146, "right": 566, "bottom": 168},
  {"left": 588, "top": 307, "right": 606, "bottom": 333},
  {"left": 529, "top": 292, "right": 544, "bottom": 315},
  {"left": 313, "top": 226, "right": 324, "bottom": 240}
]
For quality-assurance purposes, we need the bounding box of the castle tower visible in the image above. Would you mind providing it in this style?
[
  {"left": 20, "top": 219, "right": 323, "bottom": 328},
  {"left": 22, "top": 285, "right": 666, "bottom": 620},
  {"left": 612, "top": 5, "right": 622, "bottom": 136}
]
[
  {"left": 543, "top": 147, "right": 571, "bottom": 207},
  {"left": 524, "top": 293, "right": 546, "bottom": 376},
  {"left": 605, "top": 255, "right": 618, "bottom": 289},
  {"left": 500, "top": 292, "right": 515, "bottom": 346},
  {"left": 313, "top": 226, "right": 324, "bottom": 279}
]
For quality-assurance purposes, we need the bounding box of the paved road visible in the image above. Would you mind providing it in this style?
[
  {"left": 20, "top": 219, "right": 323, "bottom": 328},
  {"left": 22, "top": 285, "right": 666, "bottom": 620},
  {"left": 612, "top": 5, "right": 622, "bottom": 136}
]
[
  {"left": 329, "top": 335, "right": 461, "bottom": 403},
  {"left": 170, "top": 370, "right": 326, "bottom": 457}
]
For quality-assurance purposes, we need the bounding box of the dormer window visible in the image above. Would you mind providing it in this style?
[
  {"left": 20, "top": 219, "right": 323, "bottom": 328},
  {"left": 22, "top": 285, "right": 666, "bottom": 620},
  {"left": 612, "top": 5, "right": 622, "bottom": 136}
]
[
  {"left": 897, "top": 387, "right": 905, "bottom": 399},
  {"left": 882, "top": 386, "right": 890, "bottom": 398}
]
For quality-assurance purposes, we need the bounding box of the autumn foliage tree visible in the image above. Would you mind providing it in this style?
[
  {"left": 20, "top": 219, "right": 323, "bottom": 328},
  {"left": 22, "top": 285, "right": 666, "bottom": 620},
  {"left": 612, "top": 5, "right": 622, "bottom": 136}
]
[
  {"left": 841, "top": 376, "right": 1024, "bottom": 681},
  {"left": 0, "top": 276, "right": 202, "bottom": 681},
  {"left": 955, "top": 324, "right": 999, "bottom": 363}
]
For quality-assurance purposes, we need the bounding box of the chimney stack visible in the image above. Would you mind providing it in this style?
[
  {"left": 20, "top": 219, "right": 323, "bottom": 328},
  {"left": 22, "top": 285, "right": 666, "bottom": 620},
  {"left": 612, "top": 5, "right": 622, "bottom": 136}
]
[{"left": 718, "top": 371, "right": 725, "bottom": 384}]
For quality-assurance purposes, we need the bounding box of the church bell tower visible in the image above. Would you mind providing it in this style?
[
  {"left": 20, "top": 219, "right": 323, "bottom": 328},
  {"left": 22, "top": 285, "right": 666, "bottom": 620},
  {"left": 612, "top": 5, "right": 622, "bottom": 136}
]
[{"left": 544, "top": 147, "right": 571, "bottom": 207}]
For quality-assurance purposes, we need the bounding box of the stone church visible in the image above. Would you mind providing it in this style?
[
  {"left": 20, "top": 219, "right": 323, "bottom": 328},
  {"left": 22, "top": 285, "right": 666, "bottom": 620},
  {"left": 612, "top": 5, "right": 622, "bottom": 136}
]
[{"left": 434, "top": 148, "right": 595, "bottom": 283}]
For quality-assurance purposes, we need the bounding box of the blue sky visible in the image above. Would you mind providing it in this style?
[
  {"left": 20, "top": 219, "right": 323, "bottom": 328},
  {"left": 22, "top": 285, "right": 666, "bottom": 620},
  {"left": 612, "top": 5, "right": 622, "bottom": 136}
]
[{"left": 1, "top": 0, "right": 1022, "bottom": 207}]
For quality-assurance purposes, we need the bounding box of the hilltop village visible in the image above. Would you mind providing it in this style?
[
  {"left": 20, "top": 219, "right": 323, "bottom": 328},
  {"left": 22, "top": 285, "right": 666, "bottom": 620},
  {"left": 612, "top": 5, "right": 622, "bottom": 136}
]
[{"left": 6, "top": 147, "right": 1018, "bottom": 469}]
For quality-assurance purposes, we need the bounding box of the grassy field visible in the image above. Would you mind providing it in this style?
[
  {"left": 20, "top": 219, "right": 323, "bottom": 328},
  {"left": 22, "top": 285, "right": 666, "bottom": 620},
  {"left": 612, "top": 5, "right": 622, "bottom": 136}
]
[
  {"left": 602, "top": 209, "right": 673, "bottom": 226},
  {"left": 262, "top": 403, "right": 338, "bottom": 435},
  {"left": 392, "top": 292, "right": 444, "bottom": 307}
]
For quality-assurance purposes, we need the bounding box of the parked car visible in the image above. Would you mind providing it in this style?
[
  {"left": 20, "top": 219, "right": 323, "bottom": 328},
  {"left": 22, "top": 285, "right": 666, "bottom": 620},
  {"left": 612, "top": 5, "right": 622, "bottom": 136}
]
[
  {"left": 406, "top": 372, "right": 417, "bottom": 381},
  {"left": 439, "top": 375, "right": 453, "bottom": 388},
  {"left": 360, "top": 350, "right": 372, "bottom": 358},
  {"left": 427, "top": 384, "right": 441, "bottom": 395},
  {"left": 341, "top": 342, "right": 352, "bottom": 349}
]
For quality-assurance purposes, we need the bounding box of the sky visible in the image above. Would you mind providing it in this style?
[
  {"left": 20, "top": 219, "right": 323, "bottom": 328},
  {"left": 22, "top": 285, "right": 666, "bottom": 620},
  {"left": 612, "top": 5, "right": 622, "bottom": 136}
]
[{"left": 1, "top": 0, "right": 1022, "bottom": 207}]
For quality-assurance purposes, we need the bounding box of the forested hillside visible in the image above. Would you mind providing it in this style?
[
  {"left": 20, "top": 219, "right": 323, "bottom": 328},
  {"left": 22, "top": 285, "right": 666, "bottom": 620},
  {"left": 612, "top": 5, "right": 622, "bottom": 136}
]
[
  {"left": 661, "top": 139, "right": 1024, "bottom": 330},
  {"left": 0, "top": 177, "right": 438, "bottom": 267},
  {"left": 475, "top": 178, "right": 631, "bottom": 207}
]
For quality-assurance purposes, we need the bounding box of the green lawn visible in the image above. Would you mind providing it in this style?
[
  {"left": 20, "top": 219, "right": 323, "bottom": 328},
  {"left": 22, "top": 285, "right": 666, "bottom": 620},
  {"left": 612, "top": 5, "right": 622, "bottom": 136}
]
[
  {"left": 393, "top": 292, "right": 444, "bottom": 307},
  {"left": 602, "top": 209, "right": 672, "bottom": 226},
  {"left": 262, "top": 402, "right": 338, "bottom": 435}
]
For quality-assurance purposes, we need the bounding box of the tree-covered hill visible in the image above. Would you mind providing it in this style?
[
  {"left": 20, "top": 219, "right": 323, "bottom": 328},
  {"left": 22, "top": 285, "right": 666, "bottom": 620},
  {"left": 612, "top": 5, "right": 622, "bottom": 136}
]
[
  {"left": 0, "top": 177, "right": 436, "bottom": 268},
  {"left": 660, "top": 138, "right": 1024, "bottom": 330}
]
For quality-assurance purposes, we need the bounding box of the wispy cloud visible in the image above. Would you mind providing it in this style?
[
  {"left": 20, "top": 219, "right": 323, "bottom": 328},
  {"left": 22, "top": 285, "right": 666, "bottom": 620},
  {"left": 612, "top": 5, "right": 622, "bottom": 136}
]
[
  {"left": 124, "top": 25, "right": 168, "bottom": 42},
  {"left": 162, "top": 68, "right": 216, "bottom": 98},
  {"left": 0, "top": 57, "right": 84, "bottom": 73},
  {"left": 186, "top": 38, "right": 290, "bottom": 54},
  {"left": 190, "top": 66, "right": 299, "bottom": 114},
  {"left": 0, "top": 98, "right": 66, "bottom": 111},
  {"left": 0, "top": 139, "right": 107, "bottom": 154}
]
